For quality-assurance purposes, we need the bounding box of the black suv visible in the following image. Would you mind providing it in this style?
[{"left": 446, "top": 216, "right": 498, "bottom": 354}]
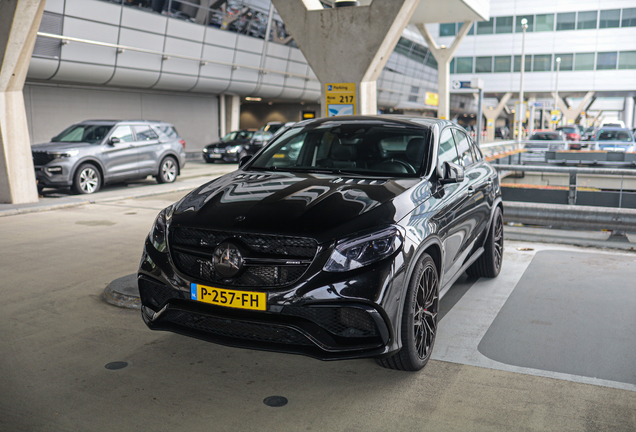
[{"left": 138, "top": 116, "right": 503, "bottom": 371}]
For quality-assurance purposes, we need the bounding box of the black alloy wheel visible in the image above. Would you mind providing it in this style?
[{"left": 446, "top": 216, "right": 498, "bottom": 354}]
[
  {"left": 376, "top": 253, "right": 439, "bottom": 371},
  {"left": 467, "top": 206, "right": 504, "bottom": 278},
  {"left": 157, "top": 156, "right": 178, "bottom": 184},
  {"left": 72, "top": 163, "right": 101, "bottom": 194}
]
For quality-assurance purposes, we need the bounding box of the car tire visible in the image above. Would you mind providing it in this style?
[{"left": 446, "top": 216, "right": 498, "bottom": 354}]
[
  {"left": 467, "top": 206, "right": 504, "bottom": 278},
  {"left": 157, "top": 156, "right": 178, "bottom": 184},
  {"left": 376, "top": 253, "right": 439, "bottom": 371},
  {"left": 72, "top": 163, "right": 101, "bottom": 194}
]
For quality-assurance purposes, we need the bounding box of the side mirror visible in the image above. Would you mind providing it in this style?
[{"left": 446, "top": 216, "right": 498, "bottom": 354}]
[
  {"left": 439, "top": 161, "right": 464, "bottom": 185},
  {"left": 238, "top": 155, "right": 252, "bottom": 168},
  {"left": 109, "top": 137, "right": 121, "bottom": 145}
]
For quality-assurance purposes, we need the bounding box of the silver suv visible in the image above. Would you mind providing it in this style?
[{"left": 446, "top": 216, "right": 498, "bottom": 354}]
[{"left": 32, "top": 120, "right": 187, "bottom": 194}]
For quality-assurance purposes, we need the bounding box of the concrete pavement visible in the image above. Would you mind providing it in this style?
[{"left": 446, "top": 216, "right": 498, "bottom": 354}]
[{"left": 0, "top": 170, "right": 635, "bottom": 431}]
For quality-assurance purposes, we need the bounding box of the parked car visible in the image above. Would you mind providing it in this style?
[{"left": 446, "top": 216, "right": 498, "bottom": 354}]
[
  {"left": 581, "top": 126, "right": 596, "bottom": 141},
  {"left": 138, "top": 115, "right": 503, "bottom": 372},
  {"left": 591, "top": 127, "right": 636, "bottom": 152},
  {"left": 555, "top": 126, "right": 581, "bottom": 141},
  {"left": 525, "top": 130, "right": 568, "bottom": 151},
  {"left": 203, "top": 130, "right": 256, "bottom": 163},
  {"left": 32, "top": 120, "right": 186, "bottom": 194},
  {"left": 258, "top": 121, "right": 285, "bottom": 135}
]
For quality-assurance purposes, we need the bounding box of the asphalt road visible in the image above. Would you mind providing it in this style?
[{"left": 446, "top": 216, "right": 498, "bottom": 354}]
[{"left": 1, "top": 164, "right": 635, "bottom": 432}]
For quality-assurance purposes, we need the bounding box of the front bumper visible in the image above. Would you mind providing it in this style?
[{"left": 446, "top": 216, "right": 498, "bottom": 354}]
[
  {"left": 34, "top": 165, "right": 74, "bottom": 187},
  {"left": 203, "top": 151, "right": 239, "bottom": 163},
  {"left": 138, "top": 238, "right": 401, "bottom": 361}
]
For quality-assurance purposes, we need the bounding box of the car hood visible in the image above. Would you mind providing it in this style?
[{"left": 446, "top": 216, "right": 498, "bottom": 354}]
[
  {"left": 171, "top": 170, "right": 428, "bottom": 243},
  {"left": 32, "top": 142, "right": 95, "bottom": 151}
]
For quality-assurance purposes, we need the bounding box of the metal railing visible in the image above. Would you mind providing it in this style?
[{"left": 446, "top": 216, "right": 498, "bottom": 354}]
[
  {"left": 494, "top": 164, "right": 636, "bottom": 206},
  {"left": 503, "top": 201, "right": 636, "bottom": 233}
]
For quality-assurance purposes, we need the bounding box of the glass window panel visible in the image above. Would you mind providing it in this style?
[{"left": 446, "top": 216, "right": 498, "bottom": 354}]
[
  {"left": 438, "top": 129, "right": 460, "bottom": 166},
  {"left": 450, "top": 58, "right": 456, "bottom": 74},
  {"left": 439, "top": 23, "right": 457, "bottom": 37},
  {"left": 599, "top": 9, "right": 620, "bottom": 28},
  {"left": 618, "top": 51, "right": 636, "bottom": 69},
  {"left": 577, "top": 11, "right": 598, "bottom": 29},
  {"left": 596, "top": 52, "right": 618, "bottom": 70},
  {"left": 110, "top": 126, "right": 134, "bottom": 142},
  {"left": 475, "top": 56, "right": 492, "bottom": 73},
  {"left": 452, "top": 130, "right": 474, "bottom": 167},
  {"left": 557, "top": 12, "right": 576, "bottom": 30},
  {"left": 574, "top": 52, "right": 595, "bottom": 70},
  {"left": 513, "top": 55, "right": 532, "bottom": 72},
  {"left": 467, "top": 23, "right": 475, "bottom": 35},
  {"left": 426, "top": 54, "right": 438, "bottom": 69},
  {"left": 495, "top": 16, "right": 513, "bottom": 33},
  {"left": 476, "top": 18, "right": 494, "bottom": 35},
  {"left": 456, "top": 57, "right": 473, "bottom": 73},
  {"left": 133, "top": 125, "right": 158, "bottom": 141},
  {"left": 535, "top": 14, "right": 554, "bottom": 31},
  {"left": 554, "top": 54, "right": 574, "bottom": 71},
  {"left": 622, "top": 8, "right": 636, "bottom": 27},
  {"left": 394, "top": 37, "right": 412, "bottom": 57},
  {"left": 533, "top": 54, "right": 552, "bottom": 72},
  {"left": 515, "top": 15, "right": 534, "bottom": 32},
  {"left": 494, "top": 56, "right": 512, "bottom": 72}
]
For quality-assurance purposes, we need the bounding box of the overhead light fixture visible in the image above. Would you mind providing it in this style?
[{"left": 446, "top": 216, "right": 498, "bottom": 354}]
[
  {"left": 334, "top": 0, "right": 360, "bottom": 7},
  {"left": 268, "top": 102, "right": 274, "bottom": 105},
  {"left": 245, "top": 97, "right": 262, "bottom": 101}
]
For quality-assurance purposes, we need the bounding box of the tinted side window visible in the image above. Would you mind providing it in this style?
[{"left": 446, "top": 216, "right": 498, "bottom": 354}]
[
  {"left": 452, "top": 129, "right": 475, "bottom": 166},
  {"left": 133, "top": 125, "right": 159, "bottom": 141},
  {"left": 438, "top": 128, "right": 460, "bottom": 166},
  {"left": 110, "top": 126, "right": 134, "bottom": 142},
  {"left": 155, "top": 125, "right": 179, "bottom": 140}
]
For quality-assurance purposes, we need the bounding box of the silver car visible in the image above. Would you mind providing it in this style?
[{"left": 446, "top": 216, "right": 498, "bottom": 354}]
[{"left": 32, "top": 120, "right": 187, "bottom": 194}]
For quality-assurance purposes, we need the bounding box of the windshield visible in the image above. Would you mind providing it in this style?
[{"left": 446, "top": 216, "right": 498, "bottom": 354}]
[
  {"left": 222, "top": 131, "right": 254, "bottom": 141},
  {"left": 557, "top": 127, "right": 577, "bottom": 134},
  {"left": 252, "top": 131, "right": 273, "bottom": 141},
  {"left": 597, "top": 129, "right": 634, "bottom": 142},
  {"left": 52, "top": 124, "right": 113, "bottom": 143},
  {"left": 248, "top": 122, "right": 431, "bottom": 177}
]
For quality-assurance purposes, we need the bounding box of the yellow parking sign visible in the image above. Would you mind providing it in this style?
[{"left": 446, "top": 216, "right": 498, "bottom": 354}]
[{"left": 326, "top": 83, "right": 356, "bottom": 117}]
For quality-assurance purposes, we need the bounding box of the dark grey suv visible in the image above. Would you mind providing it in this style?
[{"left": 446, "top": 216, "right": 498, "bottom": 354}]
[{"left": 32, "top": 120, "right": 187, "bottom": 194}]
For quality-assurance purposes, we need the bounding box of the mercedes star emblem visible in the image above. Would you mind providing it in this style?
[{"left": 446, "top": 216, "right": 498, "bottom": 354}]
[{"left": 213, "top": 242, "right": 243, "bottom": 277}]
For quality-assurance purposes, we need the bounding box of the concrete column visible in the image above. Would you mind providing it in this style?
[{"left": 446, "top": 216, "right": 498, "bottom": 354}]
[
  {"left": 552, "top": 91, "right": 594, "bottom": 125},
  {"left": 226, "top": 95, "right": 240, "bottom": 132},
  {"left": 623, "top": 96, "right": 635, "bottom": 129},
  {"left": 417, "top": 21, "right": 473, "bottom": 120},
  {"left": 219, "top": 94, "right": 226, "bottom": 138},
  {"left": 528, "top": 96, "right": 536, "bottom": 137},
  {"left": 0, "top": 0, "right": 46, "bottom": 204},
  {"left": 271, "top": 0, "right": 421, "bottom": 117},
  {"left": 483, "top": 92, "right": 512, "bottom": 142}
]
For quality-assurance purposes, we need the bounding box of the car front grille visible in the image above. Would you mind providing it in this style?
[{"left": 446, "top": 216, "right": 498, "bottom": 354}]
[
  {"left": 32, "top": 151, "right": 55, "bottom": 166},
  {"left": 169, "top": 227, "right": 318, "bottom": 287},
  {"left": 162, "top": 309, "right": 314, "bottom": 346}
]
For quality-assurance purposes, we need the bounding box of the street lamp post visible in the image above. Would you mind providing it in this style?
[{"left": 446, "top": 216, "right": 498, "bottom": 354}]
[
  {"left": 553, "top": 57, "right": 561, "bottom": 130},
  {"left": 517, "top": 18, "right": 528, "bottom": 144}
]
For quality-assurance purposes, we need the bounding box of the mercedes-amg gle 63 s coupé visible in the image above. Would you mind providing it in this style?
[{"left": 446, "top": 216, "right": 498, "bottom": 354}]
[{"left": 138, "top": 116, "right": 503, "bottom": 371}]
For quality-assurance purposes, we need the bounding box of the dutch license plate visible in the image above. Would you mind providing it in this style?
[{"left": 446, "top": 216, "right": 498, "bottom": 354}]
[
  {"left": 209, "top": 154, "right": 222, "bottom": 159},
  {"left": 191, "top": 283, "right": 266, "bottom": 311}
]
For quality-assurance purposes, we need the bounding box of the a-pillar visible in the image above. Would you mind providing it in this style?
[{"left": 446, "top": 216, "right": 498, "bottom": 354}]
[
  {"left": 0, "top": 0, "right": 45, "bottom": 204},
  {"left": 270, "top": 0, "right": 421, "bottom": 117},
  {"left": 552, "top": 91, "right": 594, "bottom": 125},
  {"left": 416, "top": 21, "right": 473, "bottom": 120},
  {"left": 483, "top": 92, "right": 512, "bottom": 142}
]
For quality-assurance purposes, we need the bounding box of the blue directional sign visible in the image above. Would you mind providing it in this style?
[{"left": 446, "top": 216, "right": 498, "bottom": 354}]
[{"left": 452, "top": 80, "right": 471, "bottom": 90}]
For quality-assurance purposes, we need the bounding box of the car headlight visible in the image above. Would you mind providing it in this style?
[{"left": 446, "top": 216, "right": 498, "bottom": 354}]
[
  {"left": 49, "top": 150, "right": 79, "bottom": 158},
  {"left": 226, "top": 145, "right": 241, "bottom": 154},
  {"left": 149, "top": 205, "right": 174, "bottom": 253},
  {"left": 323, "top": 226, "right": 403, "bottom": 272},
  {"left": 202, "top": 148, "right": 209, "bottom": 153}
]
